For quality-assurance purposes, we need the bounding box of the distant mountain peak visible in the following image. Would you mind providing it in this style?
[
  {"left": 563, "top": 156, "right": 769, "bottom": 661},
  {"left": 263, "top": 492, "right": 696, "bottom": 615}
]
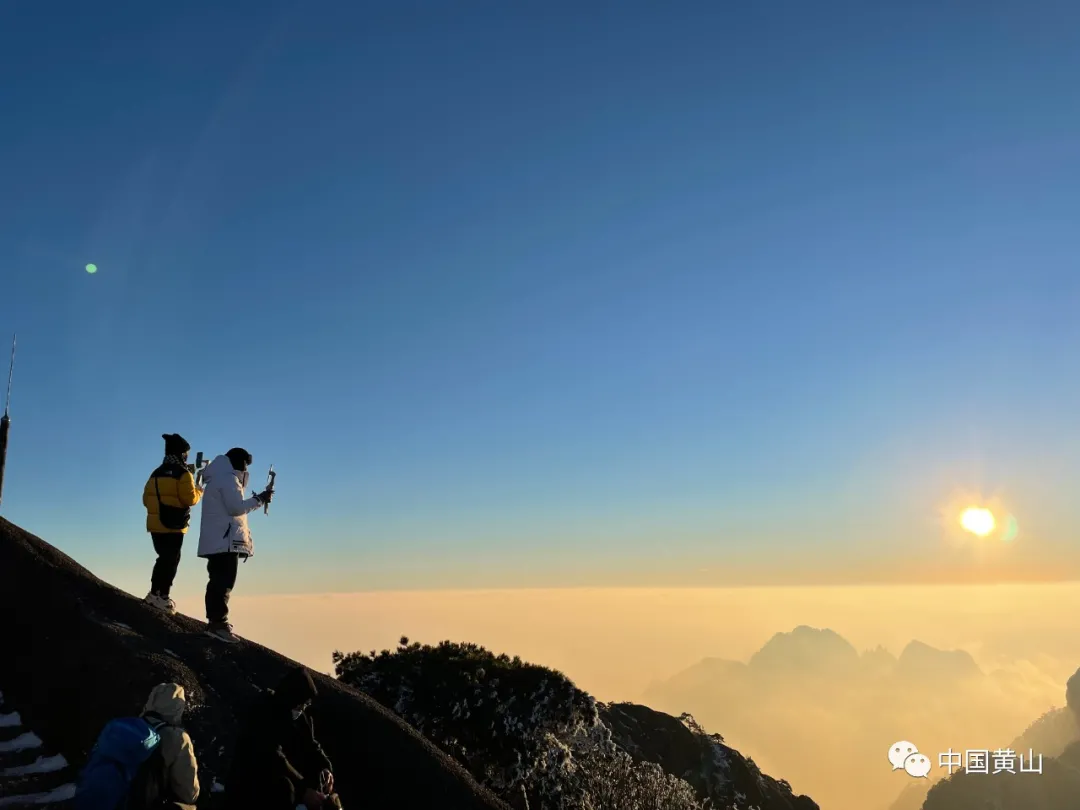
[
  {"left": 859, "top": 645, "right": 898, "bottom": 675},
  {"left": 748, "top": 626, "right": 860, "bottom": 675},
  {"left": 895, "top": 640, "right": 982, "bottom": 681}
]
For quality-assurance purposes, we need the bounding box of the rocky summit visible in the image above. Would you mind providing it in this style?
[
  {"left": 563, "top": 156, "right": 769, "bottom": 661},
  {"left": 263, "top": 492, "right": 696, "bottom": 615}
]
[
  {"left": 600, "top": 703, "right": 818, "bottom": 810},
  {"left": 0, "top": 516, "right": 508, "bottom": 810},
  {"left": 334, "top": 638, "right": 819, "bottom": 810}
]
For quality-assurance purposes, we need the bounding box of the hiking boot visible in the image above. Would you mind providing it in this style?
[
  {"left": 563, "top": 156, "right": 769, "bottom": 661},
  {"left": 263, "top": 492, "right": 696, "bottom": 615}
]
[
  {"left": 145, "top": 591, "right": 176, "bottom": 614},
  {"left": 206, "top": 621, "right": 238, "bottom": 643}
]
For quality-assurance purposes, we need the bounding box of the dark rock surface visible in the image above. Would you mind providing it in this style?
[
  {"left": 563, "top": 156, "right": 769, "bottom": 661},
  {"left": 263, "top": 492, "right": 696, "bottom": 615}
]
[{"left": 0, "top": 517, "right": 509, "bottom": 810}]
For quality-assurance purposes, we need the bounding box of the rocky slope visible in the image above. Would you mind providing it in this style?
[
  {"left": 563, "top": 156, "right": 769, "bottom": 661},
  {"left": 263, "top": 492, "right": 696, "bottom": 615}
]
[
  {"left": 601, "top": 703, "right": 817, "bottom": 810},
  {"left": 334, "top": 638, "right": 819, "bottom": 810},
  {"left": 0, "top": 517, "right": 509, "bottom": 810},
  {"left": 920, "top": 741, "right": 1080, "bottom": 810},
  {"left": 1010, "top": 706, "right": 1080, "bottom": 762}
]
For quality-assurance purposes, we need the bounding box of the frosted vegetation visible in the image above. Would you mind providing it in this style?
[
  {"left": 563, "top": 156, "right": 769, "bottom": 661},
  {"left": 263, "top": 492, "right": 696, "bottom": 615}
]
[{"left": 333, "top": 638, "right": 712, "bottom": 810}]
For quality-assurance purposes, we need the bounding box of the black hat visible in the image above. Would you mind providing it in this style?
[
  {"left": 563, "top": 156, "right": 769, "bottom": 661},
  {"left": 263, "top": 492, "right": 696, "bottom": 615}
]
[
  {"left": 225, "top": 447, "right": 253, "bottom": 471},
  {"left": 162, "top": 434, "right": 191, "bottom": 455},
  {"left": 275, "top": 666, "right": 318, "bottom": 709}
]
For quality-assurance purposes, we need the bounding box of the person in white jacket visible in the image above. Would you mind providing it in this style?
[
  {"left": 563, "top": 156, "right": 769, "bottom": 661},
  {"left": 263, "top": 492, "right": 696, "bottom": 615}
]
[{"left": 197, "top": 448, "right": 274, "bottom": 642}]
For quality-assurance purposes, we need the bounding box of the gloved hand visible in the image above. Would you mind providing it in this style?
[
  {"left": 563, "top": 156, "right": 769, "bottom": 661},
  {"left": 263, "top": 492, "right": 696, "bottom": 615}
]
[
  {"left": 320, "top": 770, "right": 334, "bottom": 793},
  {"left": 255, "top": 489, "right": 274, "bottom": 505}
]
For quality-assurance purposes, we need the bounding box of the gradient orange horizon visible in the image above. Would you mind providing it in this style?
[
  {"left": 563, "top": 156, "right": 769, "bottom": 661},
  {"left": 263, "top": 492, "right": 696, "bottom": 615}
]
[
  {"left": 161, "top": 581, "right": 1080, "bottom": 700},
  {"left": 98, "top": 525, "right": 1080, "bottom": 600}
]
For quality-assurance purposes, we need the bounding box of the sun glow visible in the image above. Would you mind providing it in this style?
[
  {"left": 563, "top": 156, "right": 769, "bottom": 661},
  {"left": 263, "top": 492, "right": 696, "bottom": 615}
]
[{"left": 960, "top": 507, "right": 996, "bottom": 537}]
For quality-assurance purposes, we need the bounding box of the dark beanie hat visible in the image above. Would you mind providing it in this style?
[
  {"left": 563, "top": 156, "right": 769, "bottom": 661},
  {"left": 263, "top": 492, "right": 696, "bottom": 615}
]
[
  {"left": 225, "top": 447, "right": 253, "bottom": 469},
  {"left": 162, "top": 433, "right": 191, "bottom": 455},
  {"left": 275, "top": 666, "right": 318, "bottom": 708}
]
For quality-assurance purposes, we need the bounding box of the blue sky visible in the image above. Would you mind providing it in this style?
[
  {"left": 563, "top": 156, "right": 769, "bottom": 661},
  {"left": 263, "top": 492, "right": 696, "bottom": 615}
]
[{"left": 2, "top": 1, "right": 1080, "bottom": 593}]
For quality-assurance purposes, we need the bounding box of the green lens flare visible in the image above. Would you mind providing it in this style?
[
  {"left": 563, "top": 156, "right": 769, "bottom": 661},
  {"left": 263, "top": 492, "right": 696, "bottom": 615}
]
[
  {"left": 1003, "top": 514, "right": 1019, "bottom": 542},
  {"left": 85, "top": 264, "right": 98, "bottom": 274}
]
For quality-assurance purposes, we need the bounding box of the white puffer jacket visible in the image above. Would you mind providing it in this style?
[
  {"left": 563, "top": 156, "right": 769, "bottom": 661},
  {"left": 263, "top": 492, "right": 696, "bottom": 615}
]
[{"left": 196, "top": 454, "right": 263, "bottom": 558}]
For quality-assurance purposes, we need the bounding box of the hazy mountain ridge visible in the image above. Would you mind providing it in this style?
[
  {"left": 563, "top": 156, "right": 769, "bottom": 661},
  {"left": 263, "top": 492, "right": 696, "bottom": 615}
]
[
  {"left": 917, "top": 669, "right": 1080, "bottom": 809},
  {"left": 749, "top": 627, "right": 861, "bottom": 676},
  {"left": 886, "top": 780, "right": 932, "bottom": 810},
  {"left": 645, "top": 625, "right": 1070, "bottom": 810},
  {"left": 649, "top": 626, "right": 987, "bottom": 695}
]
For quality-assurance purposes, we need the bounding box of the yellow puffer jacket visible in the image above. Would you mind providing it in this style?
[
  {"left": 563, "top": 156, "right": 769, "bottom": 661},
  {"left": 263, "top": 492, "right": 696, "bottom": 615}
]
[{"left": 143, "top": 459, "right": 202, "bottom": 534}]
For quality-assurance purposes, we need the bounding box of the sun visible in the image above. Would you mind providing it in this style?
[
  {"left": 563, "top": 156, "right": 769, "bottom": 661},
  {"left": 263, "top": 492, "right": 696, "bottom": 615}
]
[{"left": 960, "top": 507, "right": 996, "bottom": 537}]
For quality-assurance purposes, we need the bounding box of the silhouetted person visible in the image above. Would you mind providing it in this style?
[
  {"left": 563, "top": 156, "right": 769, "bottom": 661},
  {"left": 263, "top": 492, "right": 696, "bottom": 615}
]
[
  {"left": 226, "top": 667, "right": 337, "bottom": 810},
  {"left": 196, "top": 447, "right": 273, "bottom": 642},
  {"left": 143, "top": 434, "right": 202, "bottom": 614}
]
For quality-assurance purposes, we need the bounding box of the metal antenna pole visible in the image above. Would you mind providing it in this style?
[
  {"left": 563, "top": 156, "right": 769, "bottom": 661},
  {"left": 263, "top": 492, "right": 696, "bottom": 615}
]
[
  {"left": 0, "top": 333, "right": 15, "bottom": 511},
  {"left": 3, "top": 333, "right": 14, "bottom": 417}
]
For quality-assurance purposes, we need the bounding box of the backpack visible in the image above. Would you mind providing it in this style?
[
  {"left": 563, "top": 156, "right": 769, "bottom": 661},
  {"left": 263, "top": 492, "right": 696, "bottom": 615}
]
[
  {"left": 125, "top": 743, "right": 166, "bottom": 810},
  {"left": 75, "top": 717, "right": 166, "bottom": 810},
  {"left": 154, "top": 474, "right": 191, "bottom": 531}
]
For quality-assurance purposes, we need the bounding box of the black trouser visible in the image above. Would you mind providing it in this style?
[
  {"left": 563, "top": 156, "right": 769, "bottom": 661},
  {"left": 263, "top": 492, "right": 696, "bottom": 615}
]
[
  {"left": 205, "top": 552, "right": 240, "bottom": 624},
  {"left": 150, "top": 532, "right": 184, "bottom": 598}
]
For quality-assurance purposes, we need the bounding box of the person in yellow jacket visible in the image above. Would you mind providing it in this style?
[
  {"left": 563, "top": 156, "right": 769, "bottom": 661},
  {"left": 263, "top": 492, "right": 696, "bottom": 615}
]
[{"left": 142, "top": 433, "right": 202, "bottom": 614}]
